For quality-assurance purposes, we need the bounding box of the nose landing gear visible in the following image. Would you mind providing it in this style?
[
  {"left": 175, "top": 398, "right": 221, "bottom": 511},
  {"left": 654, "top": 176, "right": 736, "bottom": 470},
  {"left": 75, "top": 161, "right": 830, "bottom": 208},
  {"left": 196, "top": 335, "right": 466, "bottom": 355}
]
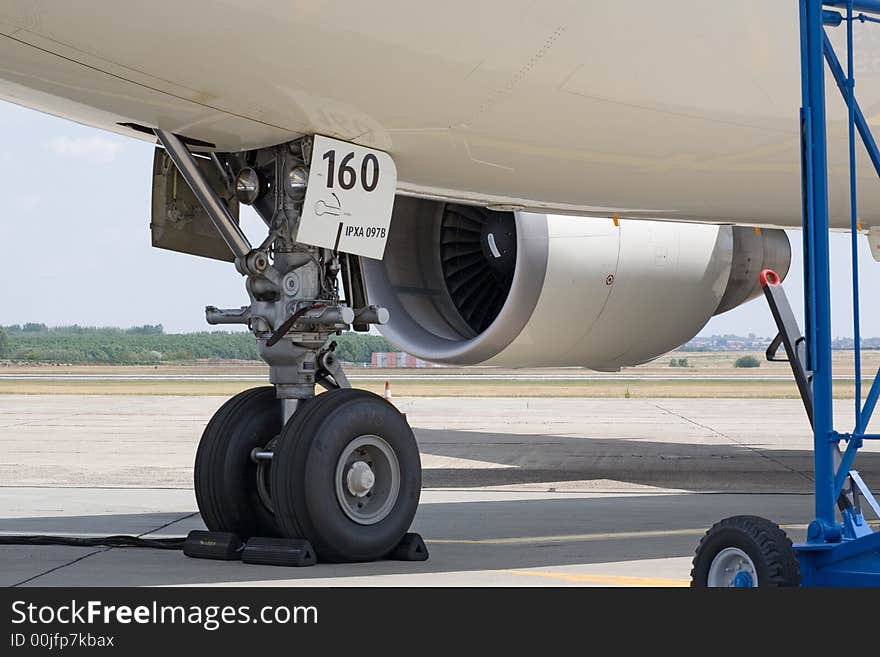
[{"left": 154, "top": 130, "right": 422, "bottom": 563}]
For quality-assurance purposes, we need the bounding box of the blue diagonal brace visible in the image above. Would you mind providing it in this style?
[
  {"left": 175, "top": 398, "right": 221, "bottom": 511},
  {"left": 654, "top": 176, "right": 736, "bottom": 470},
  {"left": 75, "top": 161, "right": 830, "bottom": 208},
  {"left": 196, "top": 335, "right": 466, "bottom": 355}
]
[
  {"left": 833, "top": 437, "right": 861, "bottom": 500},
  {"left": 851, "top": 470, "right": 880, "bottom": 518},
  {"left": 824, "top": 31, "right": 880, "bottom": 433},
  {"left": 861, "top": 377, "right": 880, "bottom": 430},
  {"left": 826, "top": 1, "right": 880, "bottom": 15},
  {"left": 823, "top": 32, "right": 880, "bottom": 180}
]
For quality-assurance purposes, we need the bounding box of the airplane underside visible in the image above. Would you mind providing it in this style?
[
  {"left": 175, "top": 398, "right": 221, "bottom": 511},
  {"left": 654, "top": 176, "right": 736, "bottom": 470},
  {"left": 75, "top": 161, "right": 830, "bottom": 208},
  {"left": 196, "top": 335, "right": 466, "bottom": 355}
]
[
  {"left": 0, "top": 0, "right": 844, "bottom": 563},
  {"left": 2, "top": 0, "right": 880, "bottom": 228}
]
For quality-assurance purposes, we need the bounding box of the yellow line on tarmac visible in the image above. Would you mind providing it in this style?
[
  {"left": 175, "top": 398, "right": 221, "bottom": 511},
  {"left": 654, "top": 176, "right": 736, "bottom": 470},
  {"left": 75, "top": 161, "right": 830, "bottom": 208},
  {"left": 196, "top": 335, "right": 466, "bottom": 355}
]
[
  {"left": 502, "top": 570, "right": 689, "bottom": 587},
  {"left": 429, "top": 527, "right": 709, "bottom": 545}
]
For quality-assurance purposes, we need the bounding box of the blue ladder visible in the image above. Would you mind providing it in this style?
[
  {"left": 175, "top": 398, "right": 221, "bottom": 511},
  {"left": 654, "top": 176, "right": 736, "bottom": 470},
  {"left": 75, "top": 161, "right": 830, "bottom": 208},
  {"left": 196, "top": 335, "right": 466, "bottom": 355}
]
[{"left": 789, "top": 0, "right": 880, "bottom": 586}]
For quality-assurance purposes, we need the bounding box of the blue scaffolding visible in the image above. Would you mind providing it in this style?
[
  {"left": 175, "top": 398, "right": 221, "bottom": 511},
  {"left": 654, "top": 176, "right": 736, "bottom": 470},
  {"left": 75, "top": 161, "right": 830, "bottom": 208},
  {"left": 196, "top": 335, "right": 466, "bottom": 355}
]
[{"left": 789, "top": 0, "right": 880, "bottom": 585}]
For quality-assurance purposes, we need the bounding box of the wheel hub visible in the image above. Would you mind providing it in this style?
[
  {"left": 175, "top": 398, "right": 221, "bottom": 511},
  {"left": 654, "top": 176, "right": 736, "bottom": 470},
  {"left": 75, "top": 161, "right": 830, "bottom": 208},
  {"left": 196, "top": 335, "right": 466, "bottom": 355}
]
[
  {"left": 334, "top": 435, "right": 400, "bottom": 526},
  {"left": 732, "top": 571, "right": 754, "bottom": 587},
  {"left": 707, "top": 547, "right": 758, "bottom": 587},
  {"left": 346, "top": 461, "right": 376, "bottom": 497}
]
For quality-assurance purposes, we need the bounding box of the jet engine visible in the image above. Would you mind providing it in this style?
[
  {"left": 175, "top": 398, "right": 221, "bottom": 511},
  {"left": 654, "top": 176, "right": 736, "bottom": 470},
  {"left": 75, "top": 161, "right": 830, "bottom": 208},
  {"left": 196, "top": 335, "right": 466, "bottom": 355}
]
[{"left": 360, "top": 198, "right": 790, "bottom": 371}]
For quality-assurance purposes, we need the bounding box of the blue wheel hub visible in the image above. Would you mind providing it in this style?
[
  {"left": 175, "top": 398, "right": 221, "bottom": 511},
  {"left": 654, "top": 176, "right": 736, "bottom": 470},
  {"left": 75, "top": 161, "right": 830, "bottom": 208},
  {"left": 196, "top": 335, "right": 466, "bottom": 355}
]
[{"left": 733, "top": 571, "right": 754, "bottom": 588}]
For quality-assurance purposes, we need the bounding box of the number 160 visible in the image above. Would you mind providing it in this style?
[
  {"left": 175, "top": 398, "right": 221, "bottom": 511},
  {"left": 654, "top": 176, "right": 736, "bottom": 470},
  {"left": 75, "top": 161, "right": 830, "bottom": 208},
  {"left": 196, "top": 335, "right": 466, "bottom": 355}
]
[{"left": 322, "top": 150, "right": 380, "bottom": 192}]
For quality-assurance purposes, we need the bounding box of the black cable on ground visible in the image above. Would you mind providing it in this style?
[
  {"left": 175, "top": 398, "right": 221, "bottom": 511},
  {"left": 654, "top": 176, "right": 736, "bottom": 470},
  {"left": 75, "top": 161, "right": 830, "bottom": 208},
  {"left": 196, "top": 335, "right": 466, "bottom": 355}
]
[{"left": 0, "top": 535, "right": 186, "bottom": 549}]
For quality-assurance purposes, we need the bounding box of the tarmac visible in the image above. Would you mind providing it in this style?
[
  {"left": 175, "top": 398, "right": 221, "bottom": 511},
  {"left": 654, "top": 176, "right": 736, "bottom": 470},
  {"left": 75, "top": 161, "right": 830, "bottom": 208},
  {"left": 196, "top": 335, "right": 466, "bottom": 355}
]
[{"left": 1, "top": 395, "right": 878, "bottom": 587}]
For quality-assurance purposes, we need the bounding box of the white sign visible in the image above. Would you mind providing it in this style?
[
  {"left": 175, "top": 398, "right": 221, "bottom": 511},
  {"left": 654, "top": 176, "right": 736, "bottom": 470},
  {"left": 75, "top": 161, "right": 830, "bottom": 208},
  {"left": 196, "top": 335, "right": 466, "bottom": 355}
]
[{"left": 297, "top": 135, "right": 397, "bottom": 260}]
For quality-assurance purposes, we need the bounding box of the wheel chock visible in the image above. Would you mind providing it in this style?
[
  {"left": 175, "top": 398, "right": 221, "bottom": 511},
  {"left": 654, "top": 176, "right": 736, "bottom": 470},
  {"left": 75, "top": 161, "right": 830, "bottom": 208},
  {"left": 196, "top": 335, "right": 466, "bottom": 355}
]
[
  {"left": 388, "top": 532, "right": 429, "bottom": 562},
  {"left": 183, "top": 531, "right": 424, "bottom": 565},
  {"left": 242, "top": 537, "right": 317, "bottom": 567},
  {"left": 183, "top": 531, "right": 244, "bottom": 561}
]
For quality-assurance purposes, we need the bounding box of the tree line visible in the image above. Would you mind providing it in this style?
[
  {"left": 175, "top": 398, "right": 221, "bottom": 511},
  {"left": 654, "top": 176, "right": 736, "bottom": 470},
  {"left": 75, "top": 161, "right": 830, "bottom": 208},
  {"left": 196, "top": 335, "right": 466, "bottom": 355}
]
[{"left": 0, "top": 325, "right": 395, "bottom": 365}]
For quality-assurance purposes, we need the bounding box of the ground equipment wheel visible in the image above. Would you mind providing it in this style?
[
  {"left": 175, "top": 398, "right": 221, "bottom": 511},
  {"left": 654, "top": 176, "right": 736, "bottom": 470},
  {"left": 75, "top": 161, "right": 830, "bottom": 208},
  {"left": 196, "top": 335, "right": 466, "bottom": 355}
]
[
  {"left": 194, "top": 386, "right": 284, "bottom": 539},
  {"left": 690, "top": 515, "right": 800, "bottom": 587},
  {"left": 271, "top": 388, "right": 421, "bottom": 562}
]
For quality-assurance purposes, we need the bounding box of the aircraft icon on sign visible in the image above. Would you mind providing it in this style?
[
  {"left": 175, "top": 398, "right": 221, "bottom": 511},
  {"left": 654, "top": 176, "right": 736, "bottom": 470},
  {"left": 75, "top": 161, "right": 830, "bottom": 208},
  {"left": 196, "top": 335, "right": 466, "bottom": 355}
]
[{"left": 315, "top": 192, "right": 342, "bottom": 217}]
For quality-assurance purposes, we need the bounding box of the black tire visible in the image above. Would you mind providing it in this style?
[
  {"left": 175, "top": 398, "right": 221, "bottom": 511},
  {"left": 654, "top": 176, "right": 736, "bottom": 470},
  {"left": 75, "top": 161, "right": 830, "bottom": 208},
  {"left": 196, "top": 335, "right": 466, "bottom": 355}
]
[
  {"left": 691, "top": 515, "right": 800, "bottom": 587},
  {"left": 195, "top": 386, "right": 284, "bottom": 540},
  {"left": 271, "top": 388, "right": 421, "bottom": 562}
]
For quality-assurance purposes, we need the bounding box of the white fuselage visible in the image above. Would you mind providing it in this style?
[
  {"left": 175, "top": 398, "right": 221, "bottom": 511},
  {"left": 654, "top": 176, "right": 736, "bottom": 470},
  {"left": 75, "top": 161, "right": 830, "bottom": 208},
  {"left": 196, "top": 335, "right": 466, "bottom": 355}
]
[{"left": 0, "top": 1, "right": 874, "bottom": 228}]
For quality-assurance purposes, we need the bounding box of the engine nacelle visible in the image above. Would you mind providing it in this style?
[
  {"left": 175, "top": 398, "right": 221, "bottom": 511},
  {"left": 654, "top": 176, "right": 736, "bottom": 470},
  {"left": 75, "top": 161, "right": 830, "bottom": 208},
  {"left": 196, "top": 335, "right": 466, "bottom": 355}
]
[{"left": 361, "top": 198, "right": 790, "bottom": 370}]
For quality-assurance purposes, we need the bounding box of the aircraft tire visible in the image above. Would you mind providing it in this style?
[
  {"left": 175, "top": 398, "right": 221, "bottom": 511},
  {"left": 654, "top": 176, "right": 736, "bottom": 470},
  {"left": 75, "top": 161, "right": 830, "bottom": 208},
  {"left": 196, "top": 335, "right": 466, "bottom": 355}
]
[
  {"left": 271, "top": 388, "right": 421, "bottom": 562},
  {"left": 194, "top": 386, "right": 283, "bottom": 540}
]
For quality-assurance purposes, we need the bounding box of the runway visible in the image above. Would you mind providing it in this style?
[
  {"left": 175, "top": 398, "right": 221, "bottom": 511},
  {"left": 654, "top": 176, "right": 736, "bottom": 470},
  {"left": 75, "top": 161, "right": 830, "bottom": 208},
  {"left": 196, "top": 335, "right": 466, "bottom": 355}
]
[
  {"left": 0, "top": 373, "right": 868, "bottom": 382},
  {"left": 1, "top": 395, "right": 878, "bottom": 586},
  {"left": 1, "top": 487, "right": 817, "bottom": 587}
]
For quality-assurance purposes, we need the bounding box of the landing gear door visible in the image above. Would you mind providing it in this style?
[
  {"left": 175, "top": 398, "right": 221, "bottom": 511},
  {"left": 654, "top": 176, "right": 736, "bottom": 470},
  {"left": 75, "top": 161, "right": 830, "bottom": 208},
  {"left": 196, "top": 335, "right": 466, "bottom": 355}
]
[{"left": 150, "top": 147, "right": 240, "bottom": 262}]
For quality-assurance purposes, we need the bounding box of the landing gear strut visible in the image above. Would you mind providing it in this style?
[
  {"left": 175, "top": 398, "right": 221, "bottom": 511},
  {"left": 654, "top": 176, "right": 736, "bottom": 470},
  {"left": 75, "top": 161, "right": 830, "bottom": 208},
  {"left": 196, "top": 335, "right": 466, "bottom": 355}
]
[{"left": 154, "top": 130, "right": 421, "bottom": 562}]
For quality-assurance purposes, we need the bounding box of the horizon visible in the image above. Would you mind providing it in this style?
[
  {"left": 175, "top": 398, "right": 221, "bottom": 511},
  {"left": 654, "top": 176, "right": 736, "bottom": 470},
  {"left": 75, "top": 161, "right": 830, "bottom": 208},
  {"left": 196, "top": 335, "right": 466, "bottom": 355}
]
[{"left": 4, "top": 323, "right": 880, "bottom": 345}]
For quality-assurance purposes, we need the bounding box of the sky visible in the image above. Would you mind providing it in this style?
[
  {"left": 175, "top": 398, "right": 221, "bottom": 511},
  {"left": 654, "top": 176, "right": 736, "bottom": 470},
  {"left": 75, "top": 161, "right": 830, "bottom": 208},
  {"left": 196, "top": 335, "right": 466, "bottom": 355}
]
[{"left": 0, "top": 99, "right": 878, "bottom": 338}]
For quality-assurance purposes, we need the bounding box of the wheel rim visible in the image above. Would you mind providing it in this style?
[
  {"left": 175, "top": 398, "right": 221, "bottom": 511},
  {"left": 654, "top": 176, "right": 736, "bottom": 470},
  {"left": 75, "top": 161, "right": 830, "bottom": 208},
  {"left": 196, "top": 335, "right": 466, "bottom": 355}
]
[
  {"left": 707, "top": 547, "right": 758, "bottom": 587},
  {"left": 334, "top": 435, "right": 400, "bottom": 525}
]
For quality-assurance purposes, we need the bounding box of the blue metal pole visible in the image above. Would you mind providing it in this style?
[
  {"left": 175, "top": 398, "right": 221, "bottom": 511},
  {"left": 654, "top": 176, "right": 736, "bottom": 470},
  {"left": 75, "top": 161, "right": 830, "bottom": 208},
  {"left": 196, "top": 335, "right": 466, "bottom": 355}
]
[
  {"left": 822, "top": 28, "right": 880, "bottom": 435},
  {"left": 802, "top": 0, "right": 838, "bottom": 537},
  {"left": 823, "top": 34, "right": 880, "bottom": 182},
  {"left": 846, "top": 1, "right": 865, "bottom": 436},
  {"left": 802, "top": 7, "right": 819, "bottom": 379}
]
